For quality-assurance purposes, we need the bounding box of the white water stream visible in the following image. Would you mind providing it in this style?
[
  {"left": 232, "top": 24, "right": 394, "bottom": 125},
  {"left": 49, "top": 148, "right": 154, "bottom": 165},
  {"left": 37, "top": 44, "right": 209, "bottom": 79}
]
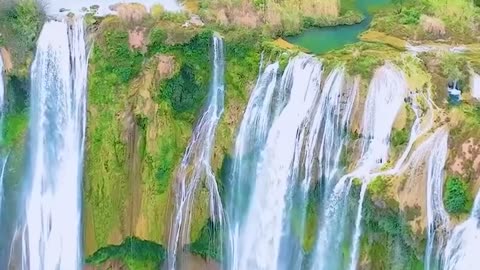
[
  {"left": 168, "top": 36, "right": 225, "bottom": 270},
  {"left": 20, "top": 17, "right": 87, "bottom": 270}
]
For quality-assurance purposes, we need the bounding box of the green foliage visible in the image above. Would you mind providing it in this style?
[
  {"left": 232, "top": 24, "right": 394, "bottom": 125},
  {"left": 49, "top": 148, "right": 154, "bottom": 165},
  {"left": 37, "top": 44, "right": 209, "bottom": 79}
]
[
  {"left": 153, "top": 130, "right": 184, "bottom": 194},
  {"left": 97, "top": 29, "right": 144, "bottom": 83},
  {"left": 368, "top": 175, "right": 392, "bottom": 197},
  {"left": 187, "top": 220, "right": 223, "bottom": 261},
  {"left": 399, "top": 8, "right": 421, "bottom": 25},
  {"left": 0, "top": 0, "right": 45, "bottom": 75},
  {"left": 86, "top": 237, "right": 166, "bottom": 270},
  {"left": 1, "top": 111, "right": 28, "bottom": 148},
  {"left": 149, "top": 29, "right": 212, "bottom": 117},
  {"left": 359, "top": 185, "right": 423, "bottom": 270},
  {"left": 444, "top": 176, "right": 472, "bottom": 215},
  {"left": 441, "top": 53, "right": 468, "bottom": 83},
  {"left": 160, "top": 64, "right": 207, "bottom": 113},
  {"left": 348, "top": 54, "right": 383, "bottom": 79},
  {"left": 391, "top": 128, "right": 409, "bottom": 147}
]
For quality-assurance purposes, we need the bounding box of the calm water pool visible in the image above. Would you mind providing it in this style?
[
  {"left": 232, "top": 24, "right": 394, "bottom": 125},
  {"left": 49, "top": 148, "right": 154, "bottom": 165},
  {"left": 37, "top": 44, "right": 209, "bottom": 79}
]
[{"left": 285, "top": 0, "right": 390, "bottom": 54}]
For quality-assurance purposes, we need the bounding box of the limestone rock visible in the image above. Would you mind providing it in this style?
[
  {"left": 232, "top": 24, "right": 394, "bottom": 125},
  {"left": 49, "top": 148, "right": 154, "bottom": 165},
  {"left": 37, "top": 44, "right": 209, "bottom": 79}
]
[{"left": 183, "top": 14, "right": 205, "bottom": 28}]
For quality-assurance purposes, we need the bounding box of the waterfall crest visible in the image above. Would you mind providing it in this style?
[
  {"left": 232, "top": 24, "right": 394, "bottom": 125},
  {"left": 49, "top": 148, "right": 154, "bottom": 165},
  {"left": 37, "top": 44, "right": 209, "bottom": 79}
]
[
  {"left": 20, "top": 17, "right": 87, "bottom": 270},
  {"left": 233, "top": 55, "right": 322, "bottom": 270},
  {"left": 168, "top": 35, "right": 225, "bottom": 270},
  {"left": 227, "top": 54, "right": 358, "bottom": 270}
]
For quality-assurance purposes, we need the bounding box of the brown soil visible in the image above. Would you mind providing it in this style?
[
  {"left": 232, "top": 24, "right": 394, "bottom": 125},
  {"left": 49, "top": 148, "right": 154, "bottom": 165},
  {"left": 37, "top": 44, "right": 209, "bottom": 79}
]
[
  {"left": 396, "top": 162, "right": 428, "bottom": 233},
  {"left": 157, "top": 54, "right": 176, "bottom": 80},
  {"left": 420, "top": 15, "right": 446, "bottom": 37},
  {"left": 128, "top": 27, "right": 146, "bottom": 51},
  {"left": 178, "top": 252, "right": 220, "bottom": 270},
  {"left": 0, "top": 47, "right": 13, "bottom": 72}
]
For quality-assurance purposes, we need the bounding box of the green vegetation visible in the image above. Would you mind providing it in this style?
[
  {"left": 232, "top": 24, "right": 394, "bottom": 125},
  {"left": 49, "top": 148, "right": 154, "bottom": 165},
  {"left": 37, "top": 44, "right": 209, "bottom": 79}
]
[
  {"left": 187, "top": 220, "right": 223, "bottom": 261},
  {"left": 368, "top": 175, "right": 392, "bottom": 198},
  {"left": 391, "top": 128, "right": 409, "bottom": 148},
  {"left": 355, "top": 178, "right": 423, "bottom": 270},
  {"left": 371, "top": 0, "right": 480, "bottom": 43},
  {"left": 1, "top": 111, "right": 28, "bottom": 148},
  {"left": 196, "top": 0, "right": 363, "bottom": 36},
  {"left": 85, "top": 11, "right": 261, "bottom": 258},
  {"left": 440, "top": 53, "right": 468, "bottom": 85},
  {"left": 98, "top": 29, "right": 144, "bottom": 83},
  {"left": 86, "top": 237, "right": 166, "bottom": 270},
  {"left": 0, "top": 0, "right": 45, "bottom": 77},
  {"left": 444, "top": 176, "right": 472, "bottom": 215}
]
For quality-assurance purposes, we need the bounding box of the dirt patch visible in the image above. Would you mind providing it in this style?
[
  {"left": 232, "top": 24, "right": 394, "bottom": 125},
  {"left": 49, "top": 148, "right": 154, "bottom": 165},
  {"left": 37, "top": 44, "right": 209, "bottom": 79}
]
[
  {"left": 449, "top": 137, "right": 480, "bottom": 175},
  {"left": 0, "top": 47, "right": 13, "bottom": 72},
  {"left": 420, "top": 15, "right": 446, "bottom": 37},
  {"left": 395, "top": 160, "right": 428, "bottom": 233},
  {"left": 393, "top": 104, "right": 408, "bottom": 129},
  {"left": 448, "top": 137, "right": 480, "bottom": 195},
  {"left": 209, "top": 2, "right": 260, "bottom": 28},
  {"left": 119, "top": 109, "right": 143, "bottom": 237},
  {"left": 272, "top": 38, "right": 296, "bottom": 50},
  {"left": 178, "top": 252, "right": 220, "bottom": 270},
  {"left": 157, "top": 54, "right": 176, "bottom": 80},
  {"left": 128, "top": 27, "right": 146, "bottom": 51}
]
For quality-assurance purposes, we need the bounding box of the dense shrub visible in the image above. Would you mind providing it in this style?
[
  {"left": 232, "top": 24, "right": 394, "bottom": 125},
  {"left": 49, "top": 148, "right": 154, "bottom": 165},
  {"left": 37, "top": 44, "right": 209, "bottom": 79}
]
[
  {"left": 86, "top": 237, "right": 166, "bottom": 269},
  {"left": 187, "top": 220, "right": 223, "bottom": 261},
  {"left": 391, "top": 128, "right": 409, "bottom": 147},
  {"left": 444, "top": 176, "right": 471, "bottom": 214},
  {"left": 159, "top": 64, "right": 208, "bottom": 113},
  {"left": 98, "top": 29, "right": 144, "bottom": 83},
  {"left": 399, "top": 8, "right": 421, "bottom": 25}
]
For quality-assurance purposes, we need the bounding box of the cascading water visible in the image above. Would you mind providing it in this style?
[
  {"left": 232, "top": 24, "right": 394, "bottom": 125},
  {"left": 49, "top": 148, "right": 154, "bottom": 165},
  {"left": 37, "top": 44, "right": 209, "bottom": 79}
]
[
  {"left": 443, "top": 191, "right": 480, "bottom": 270},
  {"left": 168, "top": 35, "right": 225, "bottom": 270},
  {"left": 0, "top": 53, "right": 5, "bottom": 214},
  {"left": 20, "top": 17, "right": 87, "bottom": 270},
  {"left": 471, "top": 72, "right": 480, "bottom": 100},
  {"left": 424, "top": 128, "right": 450, "bottom": 270},
  {"left": 226, "top": 60, "right": 284, "bottom": 270},
  {"left": 227, "top": 56, "right": 358, "bottom": 270},
  {"left": 234, "top": 55, "right": 322, "bottom": 270},
  {"left": 282, "top": 67, "right": 358, "bottom": 270},
  {"left": 312, "top": 64, "right": 407, "bottom": 270}
]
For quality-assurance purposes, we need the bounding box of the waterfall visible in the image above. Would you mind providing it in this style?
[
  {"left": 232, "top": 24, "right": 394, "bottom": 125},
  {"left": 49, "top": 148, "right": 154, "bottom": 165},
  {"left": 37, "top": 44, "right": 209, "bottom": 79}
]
[
  {"left": 0, "top": 53, "right": 5, "bottom": 215},
  {"left": 234, "top": 55, "right": 322, "bottom": 270},
  {"left": 312, "top": 64, "right": 407, "bottom": 270},
  {"left": 471, "top": 72, "right": 480, "bottom": 100},
  {"left": 0, "top": 53, "right": 5, "bottom": 139},
  {"left": 443, "top": 191, "right": 480, "bottom": 270},
  {"left": 425, "top": 128, "right": 449, "bottom": 270},
  {"left": 283, "top": 67, "right": 357, "bottom": 270},
  {"left": 168, "top": 35, "right": 225, "bottom": 270},
  {"left": 19, "top": 17, "right": 87, "bottom": 270},
  {"left": 348, "top": 64, "right": 407, "bottom": 270},
  {"left": 227, "top": 56, "right": 357, "bottom": 270},
  {"left": 226, "top": 61, "right": 283, "bottom": 270}
]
